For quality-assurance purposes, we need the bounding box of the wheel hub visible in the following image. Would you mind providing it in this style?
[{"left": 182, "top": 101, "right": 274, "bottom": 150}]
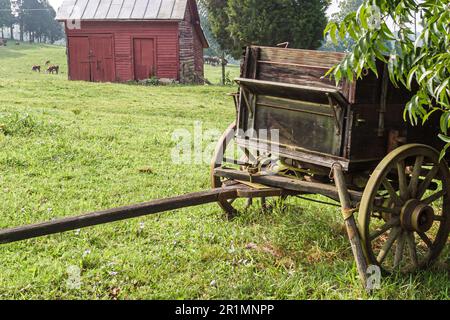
[{"left": 401, "top": 199, "right": 435, "bottom": 233}]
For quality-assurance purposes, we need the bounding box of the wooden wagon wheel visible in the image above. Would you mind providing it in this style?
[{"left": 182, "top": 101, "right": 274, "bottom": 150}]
[
  {"left": 359, "top": 144, "right": 450, "bottom": 274},
  {"left": 210, "top": 122, "right": 288, "bottom": 218}
]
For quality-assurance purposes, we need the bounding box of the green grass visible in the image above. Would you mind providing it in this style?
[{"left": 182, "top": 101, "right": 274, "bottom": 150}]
[
  {"left": 0, "top": 43, "right": 448, "bottom": 300},
  {"left": 204, "top": 64, "right": 240, "bottom": 85}
]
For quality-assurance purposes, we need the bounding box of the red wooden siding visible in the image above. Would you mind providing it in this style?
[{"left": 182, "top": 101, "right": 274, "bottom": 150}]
[
  {"left": 66, "top": 21, "right": 180, "bottom": 82},
  {"left": 68, "top": 37, "right": 90, "bottom": 81},
  {"left": 133, "top": 38, "right": 156, "bottom": 80}
]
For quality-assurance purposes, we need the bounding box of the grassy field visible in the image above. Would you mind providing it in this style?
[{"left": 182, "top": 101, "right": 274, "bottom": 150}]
[{"left": 0, "top": 43, "right": 448, "bottom": 300}]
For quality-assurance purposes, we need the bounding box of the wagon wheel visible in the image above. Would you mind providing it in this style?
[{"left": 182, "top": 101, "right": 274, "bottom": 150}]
[
  {"left": 359, "top": 144, "right": 450, "bottom": 274},
  {"left": 210, "top": 122, "right": 287, "bottom": 219}
]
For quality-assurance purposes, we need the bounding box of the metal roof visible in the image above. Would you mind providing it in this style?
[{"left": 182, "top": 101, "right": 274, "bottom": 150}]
[{"left": 56, "top": 0, "right": 188, "bottom": 21}]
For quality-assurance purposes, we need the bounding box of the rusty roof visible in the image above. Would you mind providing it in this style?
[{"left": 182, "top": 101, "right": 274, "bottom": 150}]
[{"left": 56, "top": 0, "right": 188, "bottom": 21}]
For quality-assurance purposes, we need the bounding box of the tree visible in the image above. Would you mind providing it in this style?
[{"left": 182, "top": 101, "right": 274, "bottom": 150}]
[
  {"left": 321, "top": 0, "right": 364, "bottom": 52},
  {"left": 10, "top": 0, "right": 63, "bottom": 43},
  {"left": 325, "top": 0, "right": 450, "bottom": 156},
  {"left": 197, "top": 0, "right": 220, "bottom": 57},
  {"left": 202, "top": 0, "right": 329, "bottom": 59},
  {"left": 0, "top": 0, "right": 13, "bottom": 39}
]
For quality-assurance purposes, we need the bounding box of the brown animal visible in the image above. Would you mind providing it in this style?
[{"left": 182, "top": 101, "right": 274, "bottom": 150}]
[
  {"left": 32, "top": 65, "right": 41, "bottom": 72},
  {"left": 15, "top": 41, "right": 19, "bottom": 45},
  {"left": 47, "top": 65, "right": 59, "bottom": 74},
  {"left": 45, "top": 60, "right": 51, "bottom": 66}
]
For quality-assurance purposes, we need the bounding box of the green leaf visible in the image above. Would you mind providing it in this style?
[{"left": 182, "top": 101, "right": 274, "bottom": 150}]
[
  {"left": 438, "top": 134, "right": 450, "bottom": 144},
  {"left": 406, "top": 65, "right": 418, "bottom": 90},
  {"left": 439, "top": 143, "right": 450, "bottom": 161},
  {"left": 330, "top": 23, "right": 338, "bottom": 45}
]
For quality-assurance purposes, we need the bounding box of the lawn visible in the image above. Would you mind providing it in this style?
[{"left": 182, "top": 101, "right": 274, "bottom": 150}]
[{"left": 0, "top": 43, "right": 448, "bottom": 300}]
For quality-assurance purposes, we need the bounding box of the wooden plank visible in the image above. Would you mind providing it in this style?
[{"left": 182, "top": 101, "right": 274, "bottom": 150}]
[
  {"left": 0, "top": 188, "right": 238, "bottom": 245},
  {"left": 235, "top": 78, "right": 347, "bottom": 106},
  {"left": 257, "top": 46, "right": 345, "bottom": 68},
  {"left": 214, "top": 168, "right": 363, "bottom": 203}
]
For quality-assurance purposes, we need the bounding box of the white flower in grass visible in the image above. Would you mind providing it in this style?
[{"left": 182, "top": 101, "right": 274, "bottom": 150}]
[
  {"left": 139, "top": 222, "right": 145, "bottom": 230},
  {"left": 83, "top": 249, "right": 91, "bottom": 257},
  {"left": 74, "top": 229, "right": 81, "bottom": 235}
]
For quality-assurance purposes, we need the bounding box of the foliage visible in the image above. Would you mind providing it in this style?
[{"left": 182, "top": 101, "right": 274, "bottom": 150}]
[
  {"left": 0, "top": 0, "right": 13, "bottom": 32},
  {"left": 324, "top": 0, "right": 450, "bottom": 155},
  {"left": 321, "top": 0, "right": 364, "bottom": 52},
  {"left": 201, "top": 0, "right": 329, "bottom": 59},
  {"left": 6, "top": 0, "right": 63, "bottom": 42},
  {"left": 197, "top": 0, "right": 221, "bottom": 57}
]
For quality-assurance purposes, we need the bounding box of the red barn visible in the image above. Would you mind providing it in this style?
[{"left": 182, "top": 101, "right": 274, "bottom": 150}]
[{"left": 56, "top": 0, "right": 208, "bottom": 83}]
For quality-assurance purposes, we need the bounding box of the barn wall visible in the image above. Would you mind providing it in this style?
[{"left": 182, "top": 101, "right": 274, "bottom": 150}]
[
  {"left": 178, "top": 3, "right": 204, "bottom": 83},
  {"left": 66, "top": 21, "right": 179, "bottom": 82}
]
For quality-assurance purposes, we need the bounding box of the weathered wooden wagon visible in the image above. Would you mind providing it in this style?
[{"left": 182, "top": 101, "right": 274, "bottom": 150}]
[{"left": 1, "top": 46, "right": 448, "bottom": 286}]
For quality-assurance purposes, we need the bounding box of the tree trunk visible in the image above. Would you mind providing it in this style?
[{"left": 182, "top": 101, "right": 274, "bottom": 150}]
[
  {"left": 221, "top": 51, "right": 226, "bottom": 85},
  {"left": 9, "top": 24, "right": 14, "bottom": 40},
  {"left": 1, "top": 28, "right": 4, "bottom": 39},
  {"left": 19, "top": 21, "right": 23, "bottom": 42}
]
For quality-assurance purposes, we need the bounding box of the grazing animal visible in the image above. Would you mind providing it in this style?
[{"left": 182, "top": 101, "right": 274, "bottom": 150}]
[
  {"left": 32, "top": 65, "right": 41, "bottom": 72},
  {"left": 15, "top": 41, "right": 19, "bottom": 45},
  {"left": 45, "top": 60, "right": 51, "bottom": 66},
  {"left": 47, "top": 65, "right": 59, "bottom": 74},
  {"left": 205, "top": 56, "right": 228, "bottom": 67}
]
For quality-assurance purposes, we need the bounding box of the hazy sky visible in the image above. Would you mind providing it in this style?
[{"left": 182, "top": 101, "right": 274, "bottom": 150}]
[{"left": 48, "top": 0, "right": 341, "bottom": 16}]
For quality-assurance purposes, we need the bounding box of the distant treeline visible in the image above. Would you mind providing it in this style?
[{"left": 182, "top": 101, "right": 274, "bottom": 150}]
[{"left": 0, "top": 0, "right": 63, "bottom": 43}]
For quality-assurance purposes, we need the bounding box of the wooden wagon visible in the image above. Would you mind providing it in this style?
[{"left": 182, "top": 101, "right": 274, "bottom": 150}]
[{"left": 1, "top": 46, "right": 448, "bottom": 286}]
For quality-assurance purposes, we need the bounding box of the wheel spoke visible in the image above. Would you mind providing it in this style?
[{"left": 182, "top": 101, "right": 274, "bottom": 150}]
[
  {"left": 405, "top": 232, "right": 419, "bottom": 269},
  {"left": 394, "top": 230, "right": 406, "bottom": 268},
  {"left": 382, "top": 179, "right": 403, "bottom": 206},
  {"left": 418, "top": 232, "right": 433, "bottom": 249},
  {"left": 416, "top": 165, "right": 440, "bottom": 200},
  {"left": 377, "top": 226, "right": 401, "bottom": 264},
  {"left": 422, "top": 189, "right": 446, "bottom": 205},
  {"left": 369, "top": 217, "right": 399, "bottom": 241},
  {"left": 373, "top": 206, "right": 401, "bottom": 215},
  {"left": 434, "top": 215, "right": 445, "bottom": 222},
  {"left": 397, "top": 160, "right": 409, "bottom": 200},
  {"left": 408, "top": 156, "right": 424, "bottom": 198}
]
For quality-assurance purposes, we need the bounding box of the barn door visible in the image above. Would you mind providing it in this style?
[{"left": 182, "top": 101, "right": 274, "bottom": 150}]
[
  {"left": 89, "top": 36, "right": 115, "bottom": 82},
  {"left": 68, "top": 37, "right": 90, "bottom": 81},
  {"left": 133, "top": 38, "right": 155, "bottom": 81}
]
